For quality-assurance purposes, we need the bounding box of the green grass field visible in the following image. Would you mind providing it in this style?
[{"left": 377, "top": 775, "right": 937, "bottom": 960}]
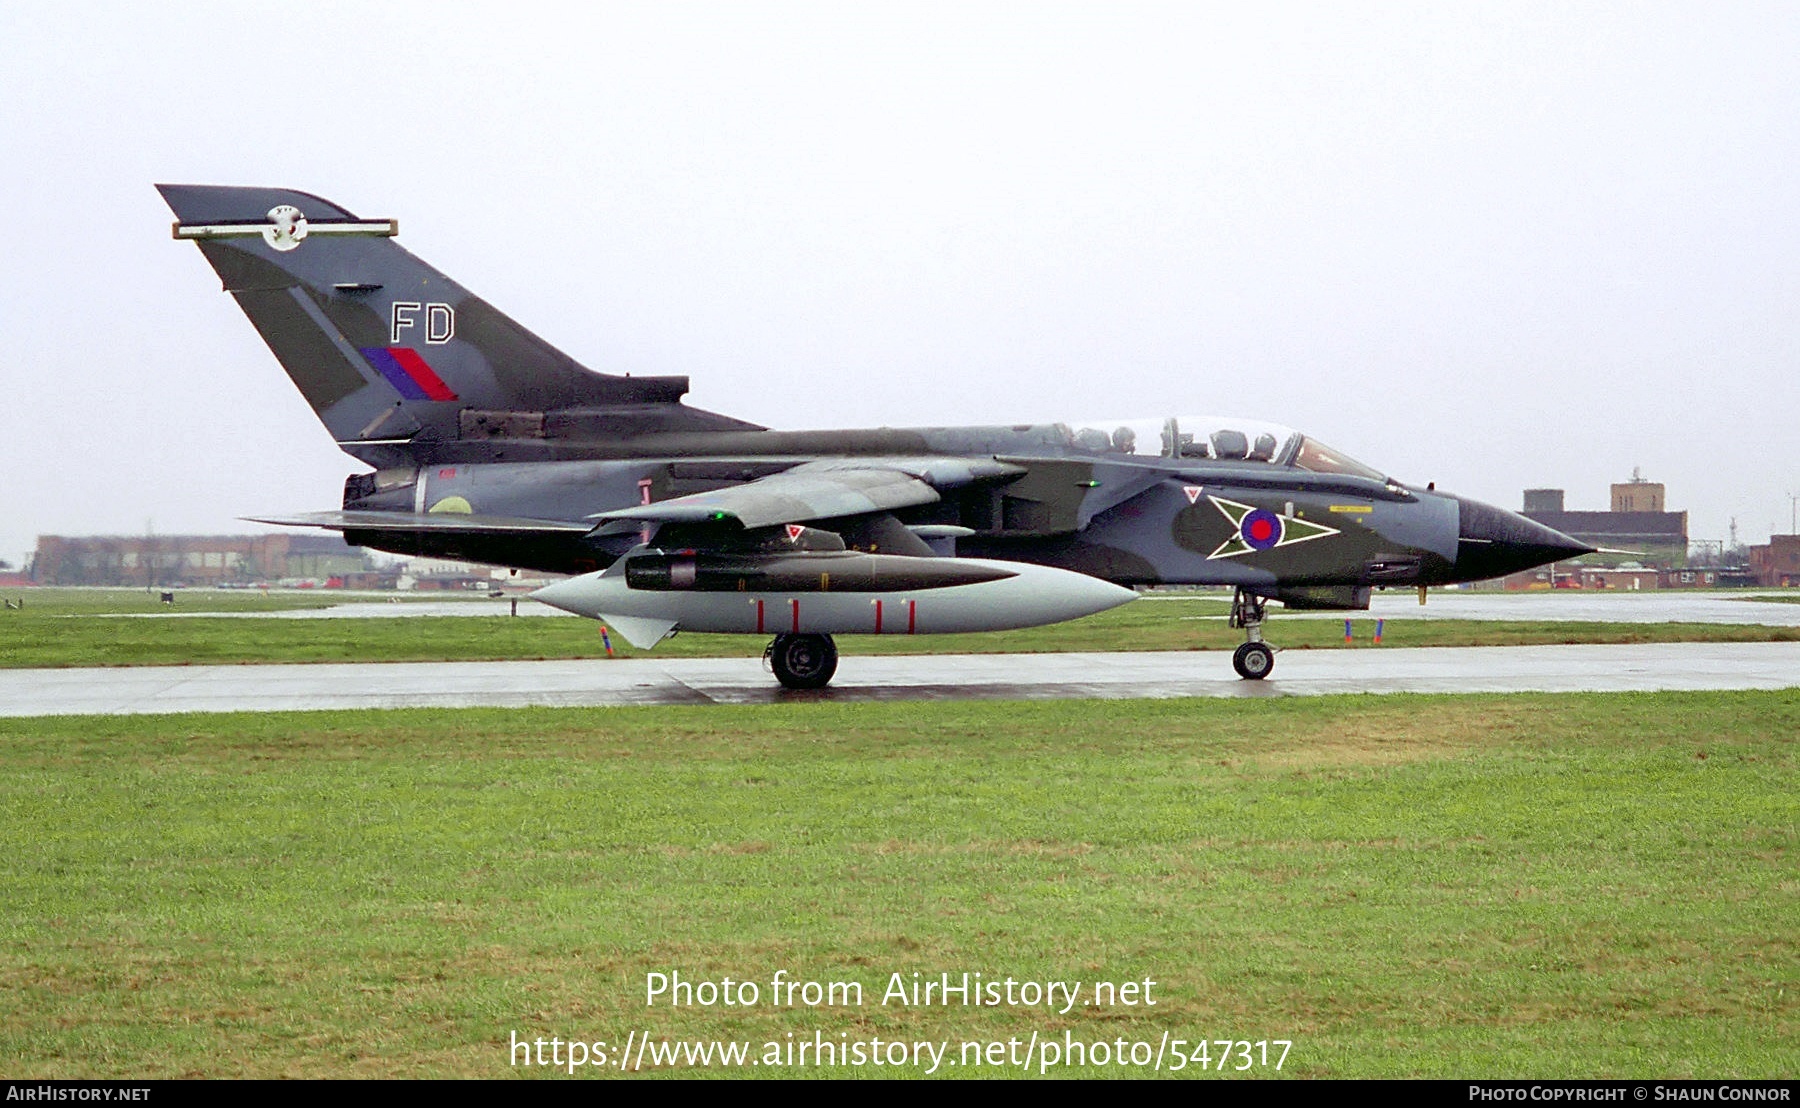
[
  {"left": 0, "top": 587, "right": 370, "bottom": 614},
  {"left": 4, "top": 592, "right": 1797, "bottom": 668},
  {"left": 1, "top": 692, "right": 1793, "bottom": 1078}
]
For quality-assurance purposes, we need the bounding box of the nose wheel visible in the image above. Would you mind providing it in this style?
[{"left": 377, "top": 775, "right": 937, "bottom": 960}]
[
  {"left": 767, "top": 633, "right": 839, "bottom": 689},
  {"left": 1232, "top": 641, "right": 1275, "bottom": 679},
  {"left": 1228, "top": 590, "right": 1275, "bottom": 680}
]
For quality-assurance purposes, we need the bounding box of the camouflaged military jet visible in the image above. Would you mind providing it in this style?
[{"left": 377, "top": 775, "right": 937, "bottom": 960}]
[{"left": 160, "top": 185, "right": 1592, "bottom": 688}]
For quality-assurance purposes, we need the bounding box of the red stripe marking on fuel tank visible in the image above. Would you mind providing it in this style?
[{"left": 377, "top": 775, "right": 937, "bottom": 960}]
[
  {"left": 791, "top": 599, "right": 800, "bottom": 633},
  {"left": 874, "top": 599, "right": 883, "bottom": 634},
  {"left": 907, "top": 600, "right": 916, "bottom": 634},
  {"left": 755, "top": 599, "right": 764, "bottom": 635}
]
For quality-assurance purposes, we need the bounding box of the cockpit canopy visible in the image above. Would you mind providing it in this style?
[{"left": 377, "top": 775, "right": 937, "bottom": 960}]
[{"left": 1057, "top": 416, "right": 1389, "bottom": 483}]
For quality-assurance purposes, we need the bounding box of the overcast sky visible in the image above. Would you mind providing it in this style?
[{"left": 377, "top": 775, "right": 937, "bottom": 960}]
[{"left": 3, "top": 2, "right": 1797, "bottom": 568}]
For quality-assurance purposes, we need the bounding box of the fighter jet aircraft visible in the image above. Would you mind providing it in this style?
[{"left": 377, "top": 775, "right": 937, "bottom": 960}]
[{"left": 159, "top": 185, "right": 1592, "bottom": 688}]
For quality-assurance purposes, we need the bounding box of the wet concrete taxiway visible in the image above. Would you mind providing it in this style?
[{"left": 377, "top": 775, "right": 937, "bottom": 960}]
[
  {"left": 3, "top": 642, "right": 1797, "bottom": 716},
  {"left": 96, "top": 591, "right": 1800, "bottom": 625}
]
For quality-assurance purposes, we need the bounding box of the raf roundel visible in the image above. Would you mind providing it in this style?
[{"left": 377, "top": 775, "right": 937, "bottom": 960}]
[
  {"left": 1240, "top": 509, "right": 1282, "bottom": 551},
  {"left": 1204, "top": 495, "right": 1341, "bottom": 560}
]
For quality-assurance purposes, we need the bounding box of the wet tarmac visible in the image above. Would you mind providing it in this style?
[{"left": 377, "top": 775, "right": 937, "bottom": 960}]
[
  {"left": 1341, "top": 589, "right": 1800, "bottom": 626},
  {"left": 4, "top": 642, "right": 1796, "bottom": 717},
  {"left": 99, "top": 591, "right": 1800, "bottom": 626}
]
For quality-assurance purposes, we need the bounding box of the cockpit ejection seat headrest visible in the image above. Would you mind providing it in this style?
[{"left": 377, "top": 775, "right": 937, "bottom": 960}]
[
  {"left": 1075, "top": 427, "right": 1111, "bottom": 451},
  {"left": 1248, "top": 433, "right": 1277, "bottom": 462},
  {"left": 1210, "top": 429, "right": 1249, "bottom": 460}
]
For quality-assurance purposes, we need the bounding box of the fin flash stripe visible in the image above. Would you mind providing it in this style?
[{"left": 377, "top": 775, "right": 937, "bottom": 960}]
[{"left": 361, "top": 347, "right": 458, "bottom": 402}]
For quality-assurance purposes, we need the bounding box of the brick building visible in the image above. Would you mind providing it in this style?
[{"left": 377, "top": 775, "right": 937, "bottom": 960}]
[
  {"left": 1520, "top": 478, "right": 1688, "bottom": 569},
  {"left": 31, "top": 534, "right": 372, "bottom": 587},
  {"left": 1746, "top": 536, "right": 1800, "bottom": 587}
]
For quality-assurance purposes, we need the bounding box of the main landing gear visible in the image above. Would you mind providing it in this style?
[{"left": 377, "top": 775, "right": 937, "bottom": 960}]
[
  {"left": 1229, "top": 589, "right": 1275, "bottom": 680},
  {"left": 767, "top": 633, "right": 839, "bottom": 690}
]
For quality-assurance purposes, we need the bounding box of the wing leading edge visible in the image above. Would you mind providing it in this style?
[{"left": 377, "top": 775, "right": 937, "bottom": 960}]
[
  {"left": 590, "top": 458, "right": 1024, "bottom": 531},
  {"left": 247, "top": 510, "right": 595, "bottom": 535}
]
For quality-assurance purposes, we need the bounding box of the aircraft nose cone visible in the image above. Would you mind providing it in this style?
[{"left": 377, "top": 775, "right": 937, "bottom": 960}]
[{"left": 1451, "top": 496, "right": 1594, "bottom": 582}]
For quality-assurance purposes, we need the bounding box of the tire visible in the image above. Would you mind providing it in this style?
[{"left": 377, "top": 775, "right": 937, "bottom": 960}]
[
  {"left": 1232, "top": 641, "right": 1274, "bottom": 680},
  {"left": 769, "top": 633, "right": 839, "bottom": 689}
]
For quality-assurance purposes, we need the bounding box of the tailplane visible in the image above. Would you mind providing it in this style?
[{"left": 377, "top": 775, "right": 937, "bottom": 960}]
[{"left": 158, "top": 184, "right": 758, "bottom": 465}]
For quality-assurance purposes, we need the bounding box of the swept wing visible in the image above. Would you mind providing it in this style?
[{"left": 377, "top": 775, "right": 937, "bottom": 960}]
[
  {"left": 247, "top": 510, "right": 594, "bottom": 535},
  {"left": 590, "top": 457, "right": 1022, "bottom": 532}
]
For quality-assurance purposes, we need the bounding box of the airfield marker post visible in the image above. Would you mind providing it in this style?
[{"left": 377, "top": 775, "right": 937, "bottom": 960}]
[
  {"left": 1375, "top": 619, "right": 1384, "bottom": 644},
  {"left": 1344, "top": 620, "right": 1354, "bottom": 644},
  {"left": 599, "top": 624, "right": 615, "bottom": 658}
]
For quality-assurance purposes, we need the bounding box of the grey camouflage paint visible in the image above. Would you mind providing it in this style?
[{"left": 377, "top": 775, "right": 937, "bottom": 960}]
[{"left": 162, "top": 185, "right": 1590, "bottom": 601}]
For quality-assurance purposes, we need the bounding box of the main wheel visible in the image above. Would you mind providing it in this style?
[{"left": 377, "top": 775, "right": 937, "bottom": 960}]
[
  {"left": 768, "top": 633, "right": 839, "bottom": 689},
  {"left": 1232, "top": 641, "right": 1274, "bottom": 680}
]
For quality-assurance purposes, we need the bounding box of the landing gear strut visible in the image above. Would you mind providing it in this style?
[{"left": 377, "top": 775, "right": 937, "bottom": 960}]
[
  {"left": 767, "top": 633, "right": 839, "bottom": 689},
  {"left": 1229, "top": 589, "right": 1275, "bottom": 680}
]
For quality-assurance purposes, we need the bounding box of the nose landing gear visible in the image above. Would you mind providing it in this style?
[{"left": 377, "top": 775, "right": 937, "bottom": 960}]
[
  {"left": 767, "top": 632, "right": 839, "bottom": 689},
  {"left": 1229, "top": 590, "right": 1275, "bottom": 680}
]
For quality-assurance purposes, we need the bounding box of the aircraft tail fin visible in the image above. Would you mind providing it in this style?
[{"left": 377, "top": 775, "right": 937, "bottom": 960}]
[{"left": 158, "top": 185, "right": 758, "bottom": 464}]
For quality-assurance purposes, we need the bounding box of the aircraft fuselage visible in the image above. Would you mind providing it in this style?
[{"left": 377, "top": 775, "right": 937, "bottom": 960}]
[{"left": 338, "top": 421, "right": 1582, "bottom": 605}]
